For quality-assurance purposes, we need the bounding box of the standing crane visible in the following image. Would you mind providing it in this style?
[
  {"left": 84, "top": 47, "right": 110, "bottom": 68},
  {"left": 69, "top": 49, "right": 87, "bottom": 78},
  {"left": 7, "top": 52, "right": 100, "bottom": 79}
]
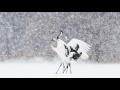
[{"left": 50, "top": 31, "right": 91, "bottom": 74}]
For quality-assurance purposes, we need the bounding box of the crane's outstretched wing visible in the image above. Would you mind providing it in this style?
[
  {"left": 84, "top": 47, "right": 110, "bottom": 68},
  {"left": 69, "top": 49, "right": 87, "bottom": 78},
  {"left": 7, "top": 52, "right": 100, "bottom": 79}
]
[{"left": 67, "top": 38, "right": 91, "bottom": 60}]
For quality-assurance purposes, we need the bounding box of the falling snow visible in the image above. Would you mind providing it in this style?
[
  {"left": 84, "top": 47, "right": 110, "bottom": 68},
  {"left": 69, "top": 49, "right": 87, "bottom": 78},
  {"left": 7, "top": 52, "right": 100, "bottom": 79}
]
[{"left": 0, "top": 12, "right": 120, "bottom": 63}]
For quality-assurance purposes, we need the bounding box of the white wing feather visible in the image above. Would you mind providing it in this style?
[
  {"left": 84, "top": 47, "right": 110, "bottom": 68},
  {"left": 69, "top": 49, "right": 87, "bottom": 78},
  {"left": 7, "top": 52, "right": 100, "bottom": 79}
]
[{"left": 67, "top": 38, "right": 91, "bottom": 60}]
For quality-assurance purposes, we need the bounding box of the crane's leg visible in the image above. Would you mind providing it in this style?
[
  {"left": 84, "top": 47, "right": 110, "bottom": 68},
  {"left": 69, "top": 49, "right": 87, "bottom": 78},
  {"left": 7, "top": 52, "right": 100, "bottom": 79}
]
[
  {"left": 66, "top": 65, "right": 69, "bottom": 73},
  {"left": 69, "top": 63, "right": 72, "bottom": 74},
  {"left": 66, "top": 64, "right": 69, "bottom": 73},
  {"left": 63, "top": 63, "right": 72, "bottom": 74},
  {"left": 63, "top": 63, "right": 65, "bottom": 73},
  {"left": 66, "top": 63, "right": 71, "bottom": 74},
  {"left": 63, "top": 63, "right": 69, "bottom": 73},
  {"left": 56, "top": 62, "right": 63, "bottom": 74}
]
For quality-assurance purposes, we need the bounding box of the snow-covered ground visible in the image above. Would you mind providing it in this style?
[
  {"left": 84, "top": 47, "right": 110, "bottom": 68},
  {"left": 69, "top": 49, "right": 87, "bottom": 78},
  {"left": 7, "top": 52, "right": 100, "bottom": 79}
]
[{"left": 0, "top": 58, "right": 120, "bottom": 78}]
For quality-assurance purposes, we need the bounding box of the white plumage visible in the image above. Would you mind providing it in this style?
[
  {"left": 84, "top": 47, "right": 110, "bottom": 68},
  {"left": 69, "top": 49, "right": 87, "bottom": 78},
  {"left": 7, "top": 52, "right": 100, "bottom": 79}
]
[
  {"left": 51, "top": 31, "right": 91, "bottom": 74},
  {"left": 67, "top": 38, "right": 91, "bottom": 60}
]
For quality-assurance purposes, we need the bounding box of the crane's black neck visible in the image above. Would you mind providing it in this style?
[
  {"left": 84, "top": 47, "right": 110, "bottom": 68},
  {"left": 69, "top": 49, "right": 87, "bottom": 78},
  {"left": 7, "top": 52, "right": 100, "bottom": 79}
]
[
  {"left": 64, "top": 44, "right": 69, "bottom": 57},
  {"left": 57, "top": 31, "right": 63, "bottom": 39},
  {"left": 57, "top": 34, "right": 60, "bottom": 39}
]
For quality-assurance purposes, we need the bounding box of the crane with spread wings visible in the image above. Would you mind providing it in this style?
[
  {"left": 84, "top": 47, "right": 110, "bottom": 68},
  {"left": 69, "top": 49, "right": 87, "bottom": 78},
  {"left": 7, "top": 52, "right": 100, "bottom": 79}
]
[{"left": 51, "top": 31, "right": 91, "bottom": 74}]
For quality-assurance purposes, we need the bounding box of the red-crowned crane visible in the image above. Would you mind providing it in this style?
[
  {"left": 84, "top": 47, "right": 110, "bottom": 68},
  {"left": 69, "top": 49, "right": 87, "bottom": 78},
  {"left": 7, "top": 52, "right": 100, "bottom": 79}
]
[{"left": 50, "top": 31, "right": 91, "bottom": 74}]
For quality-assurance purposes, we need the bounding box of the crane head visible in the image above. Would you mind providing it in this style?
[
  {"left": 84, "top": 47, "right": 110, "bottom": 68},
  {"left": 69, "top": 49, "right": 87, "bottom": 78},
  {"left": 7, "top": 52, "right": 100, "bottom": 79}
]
[
  {"left": 60, "top": 30, "right": 63, "bottom": 35},
  {"left": 57, "top": 30, "right": 63, "bottom": 39}
]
